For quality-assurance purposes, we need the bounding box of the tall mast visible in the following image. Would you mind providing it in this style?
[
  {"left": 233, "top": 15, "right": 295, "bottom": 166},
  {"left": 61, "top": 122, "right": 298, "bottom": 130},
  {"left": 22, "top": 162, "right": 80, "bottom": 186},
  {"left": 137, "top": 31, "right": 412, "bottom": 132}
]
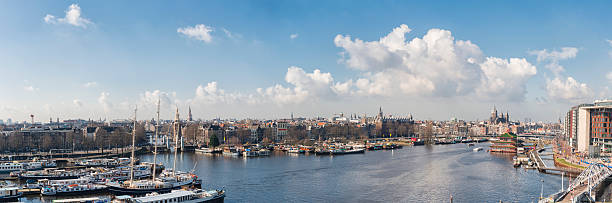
[
  {"left": 173, "top": 107, "right": 179, "bottom": 176},
  {"left": 129, "top": 106, "right": 137, "bottom": 185},
  {"left": 152, "top": 97, "right": 160, "bottom": 181}
]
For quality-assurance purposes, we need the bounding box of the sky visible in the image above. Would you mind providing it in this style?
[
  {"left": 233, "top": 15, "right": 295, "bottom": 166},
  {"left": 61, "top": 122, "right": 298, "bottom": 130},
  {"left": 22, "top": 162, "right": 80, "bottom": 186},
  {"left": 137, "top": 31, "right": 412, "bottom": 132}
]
[{"left": 1, "top": 1, "right": 611, "bottom": 122}]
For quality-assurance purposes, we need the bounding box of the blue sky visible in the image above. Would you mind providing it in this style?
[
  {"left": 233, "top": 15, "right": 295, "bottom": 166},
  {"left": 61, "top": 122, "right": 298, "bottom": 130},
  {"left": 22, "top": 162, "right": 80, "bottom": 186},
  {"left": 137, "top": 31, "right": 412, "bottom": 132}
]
[{"left": 0, "top": 1, "right": 611, "bottom": 122}]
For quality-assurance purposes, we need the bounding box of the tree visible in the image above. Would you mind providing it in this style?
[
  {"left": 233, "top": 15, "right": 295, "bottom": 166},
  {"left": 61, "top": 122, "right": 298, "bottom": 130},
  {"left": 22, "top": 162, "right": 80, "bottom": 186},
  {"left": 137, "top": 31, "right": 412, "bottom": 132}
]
[{"left": 209, "top": 133, "right": 220, "bottom": 148}]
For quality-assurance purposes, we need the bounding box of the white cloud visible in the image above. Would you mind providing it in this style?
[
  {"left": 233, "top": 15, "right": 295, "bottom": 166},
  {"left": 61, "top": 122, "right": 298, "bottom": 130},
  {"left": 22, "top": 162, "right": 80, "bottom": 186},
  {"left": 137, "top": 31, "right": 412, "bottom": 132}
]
[
  {"left": 221, "top": 28, "right": 242, "bottom": 40},
  {"left": 73, "top": 99, "right": 83, "bottom": 107},
  {"left": 529, "top": 47, "right": 578, "bottom": 75},
  {"left": 83, "top": 81, "right": 97, "bottom": 88},
  {"left": 44, "top": 4, "right": 92, "bottom": 28},
  {"left": 98, "top": 92, "right": 112, "bottom": 112},
  {"left": 477, "top": 57, "right": 537, "bottom": 101},
  {"left": 529, "top": 47, "right": 578, "bottom": 62},
  {"left": 259, "top": 67, "right": 339, "bottom": 104},
  {"left": 177, "top": 24, "right": 214, "bottom": 43},
  {"left": 192, "top": 82, "right": 245, "bottom": 104},
  {"left": 546, "top": 76, "right": 593, "bottom": 103},
  {"left": 24, "top": 85, "right": 38, "bottom": 92},
  {"left": 607, "top": 72, "right": 612, "bottom": 83},
  {"left": 139, "top": 90, "right": 177, "bottom": 109},
  {"left": 333, "top": 24, "right": 536, "bottom": 101},
  {"left": 290, "top": 33, "right": 299, "bottom": 39}
]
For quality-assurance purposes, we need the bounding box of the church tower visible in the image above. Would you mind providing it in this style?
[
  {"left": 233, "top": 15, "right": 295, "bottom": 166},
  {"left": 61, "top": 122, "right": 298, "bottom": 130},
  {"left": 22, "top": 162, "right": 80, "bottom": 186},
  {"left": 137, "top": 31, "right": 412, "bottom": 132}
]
[
  {"left": 173, "top": 107, "right": 182, "bottom": 143},
  {"left": 188, "top": 106, "right": 193, "bottom": 122}
]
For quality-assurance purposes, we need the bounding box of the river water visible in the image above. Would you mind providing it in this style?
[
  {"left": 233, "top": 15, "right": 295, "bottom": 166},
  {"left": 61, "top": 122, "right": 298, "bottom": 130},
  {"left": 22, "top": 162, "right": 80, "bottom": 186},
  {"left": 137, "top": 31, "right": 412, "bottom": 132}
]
[{"left": 21, "top": 142, "right": 567, "bottom": 202}]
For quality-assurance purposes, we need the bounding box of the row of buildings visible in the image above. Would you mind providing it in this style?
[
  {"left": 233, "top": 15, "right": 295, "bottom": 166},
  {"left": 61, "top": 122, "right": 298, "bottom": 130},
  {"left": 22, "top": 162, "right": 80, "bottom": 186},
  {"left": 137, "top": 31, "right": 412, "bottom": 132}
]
[
  {"left": 564, "top": 100, "right": 612, "bottom": 156},
  {"left": 0, "top": 106, "right": 564, "bottom": 152}
]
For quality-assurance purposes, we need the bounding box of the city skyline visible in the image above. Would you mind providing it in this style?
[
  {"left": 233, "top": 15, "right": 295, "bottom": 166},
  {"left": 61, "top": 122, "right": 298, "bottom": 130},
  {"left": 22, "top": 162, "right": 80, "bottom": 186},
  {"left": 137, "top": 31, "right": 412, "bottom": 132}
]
[{"left": 1, "top": 1, "right": 612, "bottom": 122}]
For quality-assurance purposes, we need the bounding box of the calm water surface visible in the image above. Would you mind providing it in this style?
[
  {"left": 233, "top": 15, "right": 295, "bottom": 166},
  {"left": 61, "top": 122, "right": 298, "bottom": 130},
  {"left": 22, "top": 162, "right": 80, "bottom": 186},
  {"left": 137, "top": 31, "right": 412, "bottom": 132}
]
[{"left": 22, "top": 143, "right": 566, "bottom": 202}]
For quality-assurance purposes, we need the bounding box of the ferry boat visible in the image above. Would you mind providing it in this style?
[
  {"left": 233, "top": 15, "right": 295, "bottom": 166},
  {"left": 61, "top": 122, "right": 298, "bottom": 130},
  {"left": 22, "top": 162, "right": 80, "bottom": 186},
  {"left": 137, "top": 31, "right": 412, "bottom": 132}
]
[
  {"left": 41, "top": 183, "right": 107, "bottom": 196},
  {"left": 123, "top": 189, "right": 225, "bottom": 203},
  {"left": 52, "top": 197, "right": 110, "bottom": 203},
  {"left": 0, "top": 186, "right": 22, "bottom": 201},
  {"left": 258, "top": 149, "right": 270, "bottom": 156}
]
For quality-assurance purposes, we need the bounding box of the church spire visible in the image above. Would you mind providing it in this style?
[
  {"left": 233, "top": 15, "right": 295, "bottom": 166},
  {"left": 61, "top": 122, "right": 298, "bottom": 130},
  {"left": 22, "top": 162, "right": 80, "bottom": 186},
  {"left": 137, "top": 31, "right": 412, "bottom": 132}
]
[
  {"left": 188, "top": 106, "right": 193, "bottom": 121},
  {"left": 175, "top": 106, "right": 180, "bottom": 122}
]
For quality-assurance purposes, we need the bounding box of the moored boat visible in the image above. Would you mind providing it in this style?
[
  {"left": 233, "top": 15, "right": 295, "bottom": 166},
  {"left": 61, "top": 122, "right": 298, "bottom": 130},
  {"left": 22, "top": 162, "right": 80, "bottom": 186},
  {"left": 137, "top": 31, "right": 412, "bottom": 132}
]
[
  {"left": 41, "top": 183, "right": 107, "bottom": 196},
  {"left": 0, "top": 186, "right": 22, "bottom": 201},
  {"left": 0, "top": 163, "right": 23, "bottom": 174},
  {"left": 122, "top": 189, "right": 225, "bottom": 203},
  {"left": 195, "top": 147, "right": 214, "bottom": 153},
  {"left": 243, "top": 149, "right": 258, "bottom": 157},
  {"left": 258, "top": 149, "right": 270, "bottom": 156},
  {"left": 52, "top": 197, "right": 110, "bottom": 203}
]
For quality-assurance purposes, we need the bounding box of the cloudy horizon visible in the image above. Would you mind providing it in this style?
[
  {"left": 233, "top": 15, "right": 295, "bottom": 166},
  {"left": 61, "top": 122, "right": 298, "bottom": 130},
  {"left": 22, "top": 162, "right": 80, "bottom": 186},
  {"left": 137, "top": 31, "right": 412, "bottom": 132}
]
[{"left": 1, "top": 1, "right": 611, "bottom": 122}]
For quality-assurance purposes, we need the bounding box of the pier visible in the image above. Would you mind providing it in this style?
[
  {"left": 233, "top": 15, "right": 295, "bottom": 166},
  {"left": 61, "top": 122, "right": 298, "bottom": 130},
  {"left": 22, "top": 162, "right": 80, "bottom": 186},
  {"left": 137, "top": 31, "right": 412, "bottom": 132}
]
[{"left": 529, "top": 145, "right": 582, "bottom": 174}]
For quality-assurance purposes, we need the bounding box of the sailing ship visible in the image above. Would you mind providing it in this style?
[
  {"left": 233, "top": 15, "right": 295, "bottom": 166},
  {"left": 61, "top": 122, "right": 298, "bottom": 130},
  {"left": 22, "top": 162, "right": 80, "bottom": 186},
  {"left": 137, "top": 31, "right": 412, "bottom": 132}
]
[{"left": 107, "top": 105, "right": 204, "bottom": 195}]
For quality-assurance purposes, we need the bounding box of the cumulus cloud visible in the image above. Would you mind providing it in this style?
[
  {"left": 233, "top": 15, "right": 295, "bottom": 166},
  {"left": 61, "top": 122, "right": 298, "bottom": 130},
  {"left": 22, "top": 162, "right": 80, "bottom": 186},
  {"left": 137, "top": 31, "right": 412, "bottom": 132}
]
[
  {"left": 192, "top": 82, "right": 246, "bottom": 104},
  {"left": 177, "top": 24, "right": 214, "bottom": 43},
  {"left": 44, "top": 4, "right": 92, "bottom": 28},
  {"left": 139, "top": 90, "right": 177, "bottom": 109},
  {"left": 477, "top": 57, "right": 537, "bottom": 101},
  {"left": 290, "top": 33, "right": 299, "bottom": 39},
  {"left": 83, "top": 81, "right": 97, "bottom": 88},
  {"left": 334, "top": 24, "right": 536, "bottom": 101},
  {"left": 258, "top": 67, "right": 343, "bottom": 104},
  {"left": 73, "top": 99, "right": 83, "bottom": 107},
  {"left": 98, "top": 92, "right": 112, "bottom": 112},
  {"left": 546, "top": 77, "right": 592, "bottom": 102}
]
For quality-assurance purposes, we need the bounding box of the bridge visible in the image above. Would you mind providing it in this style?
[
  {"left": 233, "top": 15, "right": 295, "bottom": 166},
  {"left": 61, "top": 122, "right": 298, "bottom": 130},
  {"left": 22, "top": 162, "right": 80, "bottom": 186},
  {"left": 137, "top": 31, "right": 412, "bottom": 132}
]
[{"left": 540, "top": 163, "right": 612, "bottom": 202}]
